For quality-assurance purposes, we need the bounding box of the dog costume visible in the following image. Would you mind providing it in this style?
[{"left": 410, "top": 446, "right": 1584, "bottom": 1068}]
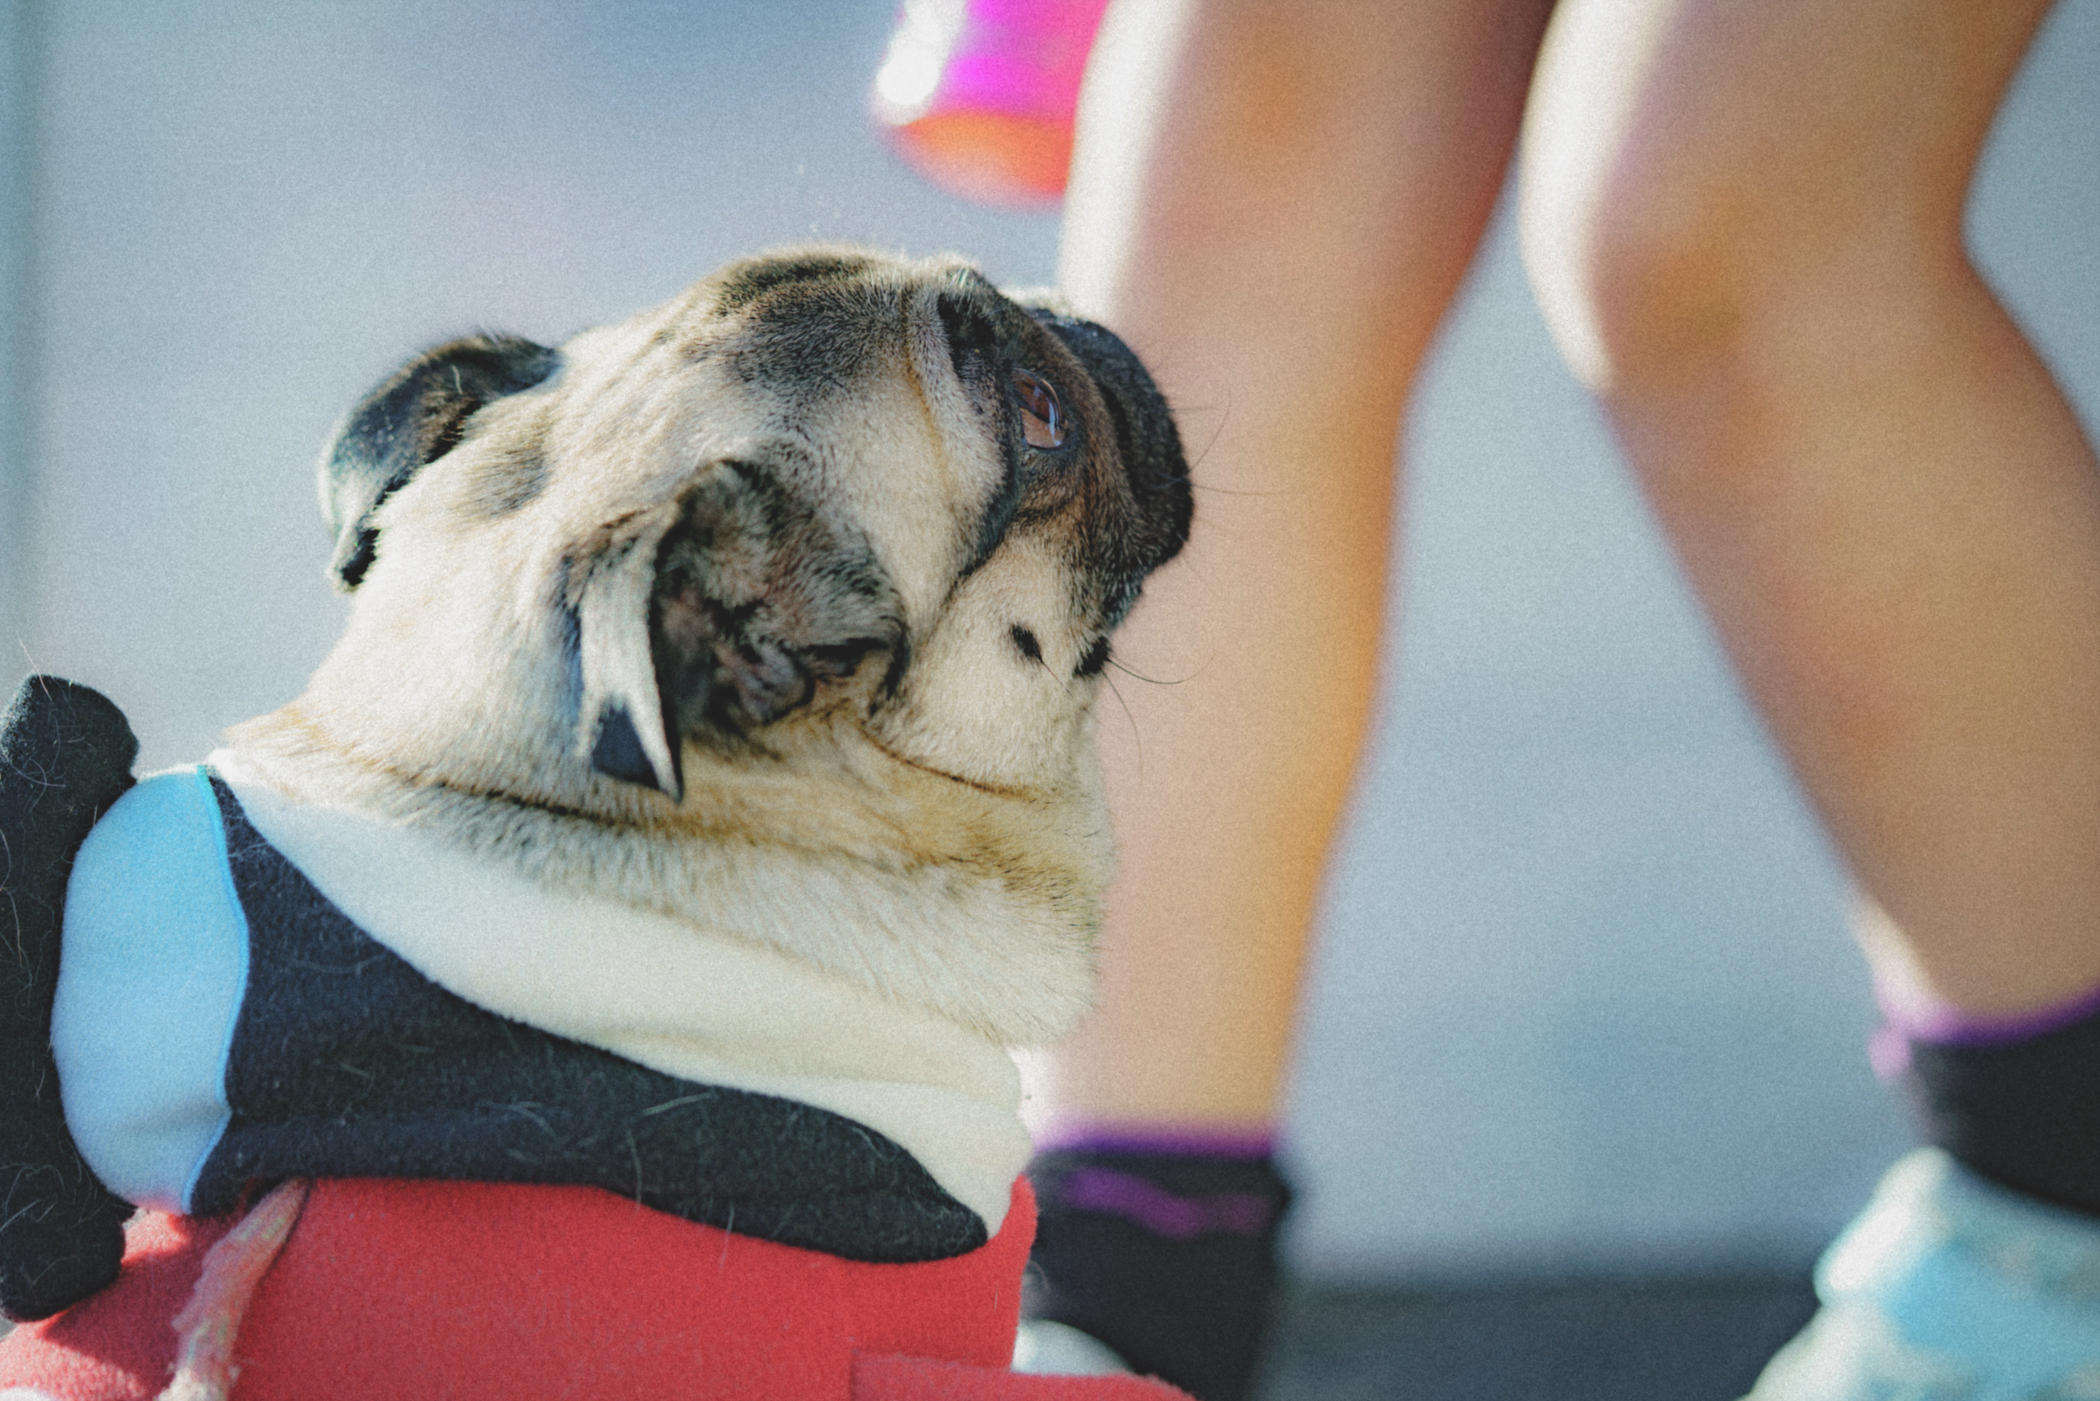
[{"left": 0, "top": 678, "right": 1188, "bottom": 1400}]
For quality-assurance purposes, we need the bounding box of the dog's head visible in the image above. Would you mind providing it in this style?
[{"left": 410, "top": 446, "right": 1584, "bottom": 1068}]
[
  {"left": 244, "top": 249, "right": 1188, "bottom": 1034},
  {"left": 307, "top": 247, "right": 1188, "bottom": 801}
]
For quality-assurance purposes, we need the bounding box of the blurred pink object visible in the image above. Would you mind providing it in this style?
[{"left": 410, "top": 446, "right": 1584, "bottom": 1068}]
[{"left": 871, "top": 0, "right": 1112, "bottom": 207}]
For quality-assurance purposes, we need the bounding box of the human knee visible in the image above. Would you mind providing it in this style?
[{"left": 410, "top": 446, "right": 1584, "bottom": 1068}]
[
  {"left": 1520, "top": 137, "right": 1730, "bottom": 401},
  {"left": 1517, "top": 91, "right": 1917, "bottom": 405},
  {"left": 1517, "top": 2, "right": 2005, "bottom": 404}
]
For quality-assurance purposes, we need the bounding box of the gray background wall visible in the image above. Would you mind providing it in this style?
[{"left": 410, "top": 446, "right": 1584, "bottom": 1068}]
[{"left": 4, "top": 0, "right": 2094, "bottom": 1278}]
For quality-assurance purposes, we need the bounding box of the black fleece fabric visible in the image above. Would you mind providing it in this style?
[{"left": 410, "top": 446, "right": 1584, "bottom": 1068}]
[
  {"left": 195, "top": 776, "right": 987, "bottom": 1262},
  {"left": 0, "top": 677, "right": 139, "bottom": 1321}
]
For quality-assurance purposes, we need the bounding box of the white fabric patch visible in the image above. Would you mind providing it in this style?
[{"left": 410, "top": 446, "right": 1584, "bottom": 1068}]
[{"left": 208, "top": 750, "right": 1028, "bottom": 1233}]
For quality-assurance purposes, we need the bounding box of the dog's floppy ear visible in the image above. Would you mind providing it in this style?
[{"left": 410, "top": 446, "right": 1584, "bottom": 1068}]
[
  {"left": 322, "top": 334, "right": 562, "bottom": 590},
  {"left": 572, "top": 510, "right": 687, "bottom": 800},
  {"left": 570, "top": 462, "right": 901, "bottom": 800},
  {"left": 1021, "top": 305, "right": 1192, "bottom": 621}
]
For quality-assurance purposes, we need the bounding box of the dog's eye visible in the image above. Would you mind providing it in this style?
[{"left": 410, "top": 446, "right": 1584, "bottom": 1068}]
[{"left": 1011, "top": 369, "right": 1067, "bottom": 450}]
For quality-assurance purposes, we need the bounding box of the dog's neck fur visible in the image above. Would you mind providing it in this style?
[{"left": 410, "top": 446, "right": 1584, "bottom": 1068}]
[{"left": 222, "top": 702, "right": 1108, "bottom": 1048}]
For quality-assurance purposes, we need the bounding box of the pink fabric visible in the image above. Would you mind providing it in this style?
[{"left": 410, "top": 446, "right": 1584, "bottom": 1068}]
[{"left": 911, "top": 0, "right": 1110, "bottom": 124}]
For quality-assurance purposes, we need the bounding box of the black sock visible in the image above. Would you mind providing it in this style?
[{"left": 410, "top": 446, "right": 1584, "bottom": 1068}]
[
  {"left": 1895, "top": 992, "right": 2100, "bottom": 1217},
  {"left": 1024, "top": 1140, "right": 1291, "bottom": 1401}
]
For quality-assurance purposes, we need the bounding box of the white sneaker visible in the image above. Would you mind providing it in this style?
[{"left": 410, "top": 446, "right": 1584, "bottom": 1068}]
[
  {"left": 1746, "top": 1149, "right": 2100, "bottom": 1400},
  {"left": 1012, "top": 1319, "right": 1133, "bottom": 1376}
]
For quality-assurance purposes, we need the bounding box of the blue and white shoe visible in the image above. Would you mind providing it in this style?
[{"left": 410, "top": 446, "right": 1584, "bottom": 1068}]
[
  {"left": 1012, "top": 1319, "right": 1133, "bottom": 1376},
  {"left": 1746, "top": 1149, "right": 2100, "bottom": 1400}
]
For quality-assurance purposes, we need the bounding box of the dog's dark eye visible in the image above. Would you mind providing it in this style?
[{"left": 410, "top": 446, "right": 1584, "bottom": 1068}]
[{"left": 1011, "top": 369, "right": 1067, "bottom": 450}]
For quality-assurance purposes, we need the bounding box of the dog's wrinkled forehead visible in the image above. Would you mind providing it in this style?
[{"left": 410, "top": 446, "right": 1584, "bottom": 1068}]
[
  {"left": 700, "top": 250, "right": 1190, "bottom": 619},
  {"left": 564, "top": 251, "right": 1051, "bottom": 620},
  {"left": 707, "top": 249, "right": 934, "bottom": 388}
]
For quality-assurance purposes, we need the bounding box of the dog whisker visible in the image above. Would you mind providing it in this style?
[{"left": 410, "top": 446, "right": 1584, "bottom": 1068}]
[{"left": 1105, "top": 657, "right": 1184, "bottom": 687}]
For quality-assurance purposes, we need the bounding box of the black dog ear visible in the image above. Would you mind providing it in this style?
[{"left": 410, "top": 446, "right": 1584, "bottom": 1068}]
[
  {"left": 571, "top": 462, "right": 901, "bottom": 798},
  {"left": 1022, "top": 306, "right": 1192, "bottom": 620},
  {"left": 322, "top": 334, "right": 561, "bottom": 590}
]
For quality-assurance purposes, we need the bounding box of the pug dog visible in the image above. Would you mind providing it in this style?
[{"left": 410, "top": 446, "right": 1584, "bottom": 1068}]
[{"left": 0, "top": 247, "right": 1191, "bottom": 1401}]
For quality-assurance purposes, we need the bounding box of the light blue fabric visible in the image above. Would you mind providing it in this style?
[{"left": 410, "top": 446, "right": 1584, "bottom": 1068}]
[
  {"left": 52, "top": 765, "right": 248, "bottom": 1213},
  {"left": 1746, "top": 1149, "right": 2100, "bottom": 1399}
]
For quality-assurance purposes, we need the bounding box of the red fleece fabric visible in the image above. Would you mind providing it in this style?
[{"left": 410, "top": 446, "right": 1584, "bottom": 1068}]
[{"left": 0, "top": 1176, "right": 1183, "bottom": 1400}]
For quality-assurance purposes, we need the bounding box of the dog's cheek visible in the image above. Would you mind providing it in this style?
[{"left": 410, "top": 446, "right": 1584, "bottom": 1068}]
[{"left": 874, "top": 562, "right": 1095, "bottom": 791}]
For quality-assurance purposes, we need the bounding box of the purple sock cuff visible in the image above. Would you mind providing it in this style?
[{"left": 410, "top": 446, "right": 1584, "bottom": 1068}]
[
  {"left": 1032, "top": 1125, "right": 1277, "bottom": 1160},
  {"left": 1874, "top": 975, "right": 2100, "bottom": 1075},
  {"left": 1057, "top": 1167, "right": 1280, "bottom": 1239}
]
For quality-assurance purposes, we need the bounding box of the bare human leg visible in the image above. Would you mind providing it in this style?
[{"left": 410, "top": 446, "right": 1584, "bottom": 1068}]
[
  {"left": 1020, "top": 3, "right": 1552, "bottom": 1396},
  {"left": 1523, "top": 1, "right": 2100, "bottom": 1389},
  {"left": 1049, "top": 0, "right": 1555, "bottom": 1152}
]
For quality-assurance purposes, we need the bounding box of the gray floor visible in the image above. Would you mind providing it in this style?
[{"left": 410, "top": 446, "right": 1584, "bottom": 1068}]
[{"left": 1255, "top": 1274, "right": 1818, "bottom": 1401}]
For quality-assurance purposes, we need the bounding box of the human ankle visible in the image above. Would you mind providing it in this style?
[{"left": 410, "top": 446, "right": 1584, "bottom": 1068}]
[{"left": 1023, "top": 1126, "right": 1290, "bottom": 1401}]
